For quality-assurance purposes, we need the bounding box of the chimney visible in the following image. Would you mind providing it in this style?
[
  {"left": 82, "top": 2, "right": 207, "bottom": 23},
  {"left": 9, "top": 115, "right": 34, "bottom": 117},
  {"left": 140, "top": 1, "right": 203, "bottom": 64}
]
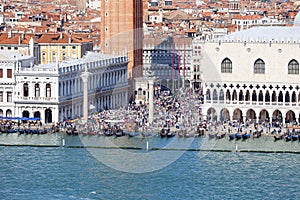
[
  {"left": 8, "top": 29, "right": 12, "bottom": 38},
  {"left": 60, "top": 32, "right": 63, "bottom": 39},
  {"left": 68, "top": 35, "right": 71, "bottom": 44}
]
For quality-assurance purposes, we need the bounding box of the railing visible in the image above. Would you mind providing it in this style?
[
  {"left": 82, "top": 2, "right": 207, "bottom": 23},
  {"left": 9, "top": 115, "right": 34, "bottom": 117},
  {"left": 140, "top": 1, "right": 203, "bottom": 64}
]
[{"left": 15, "top": 96, "right": 57, "bottom": 101}]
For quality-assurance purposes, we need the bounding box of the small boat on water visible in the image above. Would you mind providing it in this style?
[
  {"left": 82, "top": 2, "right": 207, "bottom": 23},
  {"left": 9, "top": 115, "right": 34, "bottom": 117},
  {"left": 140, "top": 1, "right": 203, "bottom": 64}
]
[
  {"left": 291, "top": 135, "right": 299, "bottom": 141},
  {"left": 235, "top": 133, "right": 242, "bottom": 140},
  {"left": 284, "top": 135, "right": 292, "bottom": 142},
  {"left": 229, "top": 134, "right": 235, "bottom": 140},
  {"left": 216, "top": 133, "right": 226, "bottom": 139},
  {"left": 160, "top": 128, "right": 167, "bottom": 137},
  {"left": 166, "top": 130, "right": 176, "bottom": 138},
  {"left": 242, "top": 133, "right": 251, "bottom": 140},
  {"left": 253, "top": 130, "right": 262, "bottom": 138},
  {"left": 274, "top": 135, "right": 284, "bottom": 141}
]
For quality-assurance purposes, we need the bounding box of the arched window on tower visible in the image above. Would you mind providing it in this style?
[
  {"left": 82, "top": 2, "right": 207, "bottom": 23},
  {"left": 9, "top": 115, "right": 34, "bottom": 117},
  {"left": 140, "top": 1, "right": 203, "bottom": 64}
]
[
  {"left": 221, "top": 58, "right": 232, "bottom": 73},
  {"left": 288, "top": 59, "right": 299, "bottom": 74},
  {"left": 254, "top": 59, "right": 265, "bottom": 74}
]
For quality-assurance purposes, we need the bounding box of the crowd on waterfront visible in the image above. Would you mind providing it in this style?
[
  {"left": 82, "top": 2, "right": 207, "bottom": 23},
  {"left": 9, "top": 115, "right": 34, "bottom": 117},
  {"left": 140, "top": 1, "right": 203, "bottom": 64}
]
[{"left": 1, "top": 87, "right": 300, "bottom": 141}]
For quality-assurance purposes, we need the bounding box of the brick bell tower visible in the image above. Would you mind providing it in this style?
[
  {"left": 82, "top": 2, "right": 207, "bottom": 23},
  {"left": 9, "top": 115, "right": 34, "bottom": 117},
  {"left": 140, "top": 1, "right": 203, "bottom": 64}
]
[{"left": 100, "top": 0, "right": 143, "bottom": 100}]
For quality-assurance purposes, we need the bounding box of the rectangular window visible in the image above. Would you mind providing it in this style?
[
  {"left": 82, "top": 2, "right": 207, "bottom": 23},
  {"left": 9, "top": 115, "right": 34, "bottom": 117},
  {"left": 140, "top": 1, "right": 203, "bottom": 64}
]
[
  {"left": 7, "top": 92, "right": 12, "bottom": 102},
  {"left": 0, "top": 69, "right": 3, "bottom": 78},
  {"left": 0, "top": 91, "right": 3, "bottom": 102},
  {"left": 7, "top": 69, "right": 12, "bottom": 78}
]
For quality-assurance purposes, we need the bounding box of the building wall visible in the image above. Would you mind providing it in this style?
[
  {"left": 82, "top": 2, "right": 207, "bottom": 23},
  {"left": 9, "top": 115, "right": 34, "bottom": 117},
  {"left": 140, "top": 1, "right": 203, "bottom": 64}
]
[
  {"left": 11, "top": 52, "right": 129, "bottom": 124},
  {"left": 202, "top": 40, "right": 300, "bottom": 123},
  {"left": 0, "top": 61, "right": 16, "bottom": 118}
]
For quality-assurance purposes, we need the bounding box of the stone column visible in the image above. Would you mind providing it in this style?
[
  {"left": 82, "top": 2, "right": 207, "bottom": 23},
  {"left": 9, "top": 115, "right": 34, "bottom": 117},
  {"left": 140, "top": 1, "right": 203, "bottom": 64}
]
[
  {"left": 80, "top": 71, "right": 91, "bottom": 123},
  {"left": 148, "top": 79, "right": 154, "bottom": 124}
]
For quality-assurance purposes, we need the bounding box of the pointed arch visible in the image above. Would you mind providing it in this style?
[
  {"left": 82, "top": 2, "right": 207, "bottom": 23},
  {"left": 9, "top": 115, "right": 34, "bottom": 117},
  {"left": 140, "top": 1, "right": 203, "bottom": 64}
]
[
  {"left": 278, "top": 91, "right": 283, "bottom": 102},
  {"left": 265, "top": 90, "right": 270, "bottom": 102},
  {"left": 288, "top": 59, "right": 299, "bottom": 74},
  {"left": 232, "top": 90, "right": 237, "bottom": 101},
  {"left": 245, "top": 90, "right": 250, "bottom": 101},
  {"left": 212, "top": 89, "right": 218, "bottom": 101},
  {"left": 220, "top": 108, "right": 230, "bottom": 121},
  {"left": 206, "top": 89, "right": 211, "bottom": 100},
  {"left": 254, "top": 59, "right": 265, "bottom": 74},
  {"left": 258, "top": 90, "right": 263, "bottom": 102},
  {"left": 285, "top": 91, "right": 290, "bottom": 102},
  {"left": 238, "top": 90, "right": 243, "bottom": 101},
  {"left": 226, "top": 89, "right": 231, "bottom": 101},
  {"left": 233, "top": 108, "right": 243, "bottom": 121},
  {"left": 272, "top": 91, "right": 276, "bottom": 102},
  {"left": 252, "top": 90, "right": 257, "bottom": 101},
  {"left": 292, "top": 91, "right": 297, "bottom": 102},
  {"left": 286, "top": 110, "right": 296, "bottom": 123},
  {"left": 221, "top": 58, "right": 232, "bottom": 73},
  {"left": 219, "top": 89, "right": 224, "bottom": 101}
]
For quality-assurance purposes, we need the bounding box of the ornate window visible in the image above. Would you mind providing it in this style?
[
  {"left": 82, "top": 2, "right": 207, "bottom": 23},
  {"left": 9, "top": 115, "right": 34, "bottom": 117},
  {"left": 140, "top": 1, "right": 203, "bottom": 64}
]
[
  {"left": 288, "top": 59, "right": 299, "bottom": 74},
  {"left": 254, "top": 59, "right": 265, "bottom": 74},
  {"left": 221, "top": 58, "right": 232, "bottom": 73}
]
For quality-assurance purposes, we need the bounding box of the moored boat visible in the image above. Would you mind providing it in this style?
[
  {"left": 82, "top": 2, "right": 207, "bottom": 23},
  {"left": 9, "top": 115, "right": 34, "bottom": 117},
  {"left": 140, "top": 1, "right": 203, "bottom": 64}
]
[{"left": 242, "top": 133, "right": 251, "bottom": 140}]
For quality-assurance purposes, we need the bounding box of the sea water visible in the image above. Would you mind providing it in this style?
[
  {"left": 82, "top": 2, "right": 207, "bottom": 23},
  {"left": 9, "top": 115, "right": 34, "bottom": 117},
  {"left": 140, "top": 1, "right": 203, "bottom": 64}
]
[{"left": 0, "top": 134, "right": 299, "bottom": 200}]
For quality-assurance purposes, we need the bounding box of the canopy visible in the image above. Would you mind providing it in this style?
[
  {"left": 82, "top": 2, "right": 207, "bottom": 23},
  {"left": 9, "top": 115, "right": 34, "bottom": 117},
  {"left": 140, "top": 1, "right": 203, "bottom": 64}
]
[{"left": 0, "top": 116, "right": 41, "bottom": 121}]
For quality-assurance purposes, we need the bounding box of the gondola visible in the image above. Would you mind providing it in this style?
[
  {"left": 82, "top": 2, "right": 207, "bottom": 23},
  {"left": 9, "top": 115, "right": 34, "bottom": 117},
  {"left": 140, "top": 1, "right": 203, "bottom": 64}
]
[
  {"left": 235, "top": 133, "right": 242, "bottom": 140},
  {"left": 274, "top": 135, "right": 284, "bottom": 141},
  {"left": 229, "top": 134, "right": 235, "bottom": 140},
  {"left": 216, "top": 133, "right": 226, "bottom": 139},
  {"left": 291, "top": 135, "right": 299, "bottom": 141},
  {"left": 160, "top": 128, "right": 167, "bottom": 137},
  {"left": 284, "top": 135, "right": 292, "bottom": 142},
  {"left": 242, "top": 133, "right": 251, "bottom": 140}
]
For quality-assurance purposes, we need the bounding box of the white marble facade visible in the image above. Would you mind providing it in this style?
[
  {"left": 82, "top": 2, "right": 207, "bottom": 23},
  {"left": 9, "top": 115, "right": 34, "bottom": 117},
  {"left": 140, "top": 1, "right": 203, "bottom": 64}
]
[{"left": 201, "top": 15, "right": 300, "bottom": 124}]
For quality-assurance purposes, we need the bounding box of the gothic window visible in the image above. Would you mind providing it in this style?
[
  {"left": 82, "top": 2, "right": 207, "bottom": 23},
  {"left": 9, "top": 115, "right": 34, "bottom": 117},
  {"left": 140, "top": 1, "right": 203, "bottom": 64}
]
[
  {"left": 221, "top": 58, "right": 232, "bottom": 73},
  {"left": 288, "top": 59, "right": 299, "bottom": 74},
  {"left": 254, "top": 59, "right": 265, "bottom": 74}
]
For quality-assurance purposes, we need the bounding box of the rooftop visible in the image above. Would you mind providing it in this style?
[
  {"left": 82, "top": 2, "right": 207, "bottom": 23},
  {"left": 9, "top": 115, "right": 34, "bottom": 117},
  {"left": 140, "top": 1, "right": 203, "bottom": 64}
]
[{"left": 215, "top": 26, "right": 300, "bottom": 43}]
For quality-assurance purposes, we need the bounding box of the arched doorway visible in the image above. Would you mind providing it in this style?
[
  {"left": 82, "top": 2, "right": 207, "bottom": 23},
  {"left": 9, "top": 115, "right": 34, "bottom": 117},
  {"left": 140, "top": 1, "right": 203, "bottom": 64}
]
[
  {"left": 207, "top": 107, "right": 217, "bottom": 122},
  {"left": 233, "top": 108, "right": 242, "bottom": 121},
  {"left": 34, "top": 111, "right": 41, "bottom": 119},
  {"left": 259, "top": 109, "right": 269, "bottom": 122},
  {"left": 6, "top": 109, "right": 12, "bottom": 117},
  {"left": 0, "top": 109, "right": 3, "bottom": 117},
  {"left": 272, "top": 110, "right": 282, "bottom": 123},
  {"left": 22, "top": 110, "right": 29, "bottom": 118},
  {"left": 45, "top": 109, "right": 52, "bottom": 123},
  {"left": 220, "top": 108, "right": 230, "bottom": 121},
  {"left": 286, "top": 110, "right": 296, "bottom": 124},
  {"left": 246, "top": 109, "right": 256, "bottom": 122}
]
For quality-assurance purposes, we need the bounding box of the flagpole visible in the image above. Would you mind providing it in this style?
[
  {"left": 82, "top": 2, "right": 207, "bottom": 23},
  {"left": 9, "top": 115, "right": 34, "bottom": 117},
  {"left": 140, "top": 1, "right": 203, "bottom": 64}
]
[
  {"left": 172, "top": 37, "right": 175, "bottom": 94},
  {"left": 178, "top": 36, "right": 180, "bottom": 90}
]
